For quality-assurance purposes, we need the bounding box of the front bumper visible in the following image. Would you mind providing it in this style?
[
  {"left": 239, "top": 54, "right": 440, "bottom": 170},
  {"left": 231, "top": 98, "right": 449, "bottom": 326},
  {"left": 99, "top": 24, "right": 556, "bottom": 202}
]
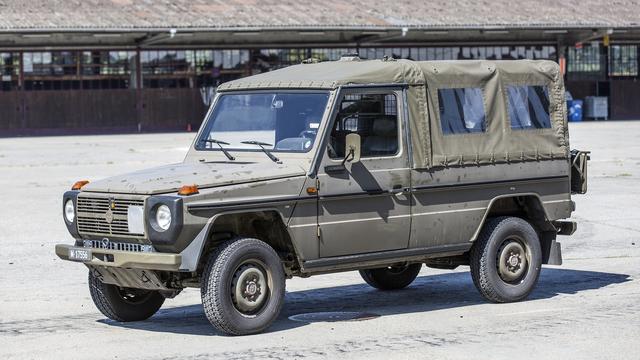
[{"left": 55, "top": 244, "right": 182, "bottom": 271}]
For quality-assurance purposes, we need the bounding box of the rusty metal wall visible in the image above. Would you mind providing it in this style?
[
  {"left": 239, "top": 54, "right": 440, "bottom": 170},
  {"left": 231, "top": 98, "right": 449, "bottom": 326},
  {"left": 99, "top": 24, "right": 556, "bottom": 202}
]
[
  {"left": 0, "top": 89, "right": 207, "bottom": 134},
  {"left": 141, "top": 89, "right": 206, "bottom": 131},
  {"left": 565, "top": 80, "right": 598, "bottom": 101},
  {"left": 0, "top": 92, "right": 22, "bottom": 130},
  {"left": 611, "top": 79, "right": 640, "bottom": 120}
]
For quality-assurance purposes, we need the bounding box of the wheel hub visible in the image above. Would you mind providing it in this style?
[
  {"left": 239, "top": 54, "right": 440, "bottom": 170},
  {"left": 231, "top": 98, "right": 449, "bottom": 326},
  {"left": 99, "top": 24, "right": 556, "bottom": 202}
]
[
  {"left": 232, "top": 263, "right": 268, "bottom": 314},
  {"left": 508, "top": 253, "right": 520, "bottom": 268},
  {"left": 497, "top": 240, "right": 528, "bottom": 283},
  {"left": 245, "top": 281, "right": 258, "bottom": 296}
]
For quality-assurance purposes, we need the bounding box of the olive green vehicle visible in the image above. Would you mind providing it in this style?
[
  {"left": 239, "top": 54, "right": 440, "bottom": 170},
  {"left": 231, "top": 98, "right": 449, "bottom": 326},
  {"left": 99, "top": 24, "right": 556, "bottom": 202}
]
[{"left": 56, "top": 56, "right": 589, "bottom": 335}]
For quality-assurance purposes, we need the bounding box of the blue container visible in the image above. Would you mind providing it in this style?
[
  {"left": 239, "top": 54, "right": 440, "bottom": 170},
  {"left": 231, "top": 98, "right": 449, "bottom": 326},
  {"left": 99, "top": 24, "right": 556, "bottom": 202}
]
[{"left": 568, "top": 100, "right": 583, "bottom": 122}]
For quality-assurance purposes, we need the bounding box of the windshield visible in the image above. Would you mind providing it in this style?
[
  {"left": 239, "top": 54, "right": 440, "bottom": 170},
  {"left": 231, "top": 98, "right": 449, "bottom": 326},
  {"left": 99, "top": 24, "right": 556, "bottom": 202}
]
[{"left": 196, "top": 92, "right": 330, "bottom": 153}]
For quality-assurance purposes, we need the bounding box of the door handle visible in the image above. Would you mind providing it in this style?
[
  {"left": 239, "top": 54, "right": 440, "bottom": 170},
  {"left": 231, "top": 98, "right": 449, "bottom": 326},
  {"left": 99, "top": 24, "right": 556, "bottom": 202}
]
[{"left": 390, "top": 185, "right": 410, "bottom": 195}]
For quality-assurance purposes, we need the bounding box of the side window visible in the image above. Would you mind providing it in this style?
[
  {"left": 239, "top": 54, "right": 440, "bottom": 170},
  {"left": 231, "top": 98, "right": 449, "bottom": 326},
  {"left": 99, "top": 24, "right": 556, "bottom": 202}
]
[
  {"left": 437, "top": 88, "right": 486, "bottom": 135},
  {"left": 507, "top": 85, "right": 551, "bottom": 130},
  {"left": 329, "top": 93, "right": 399, "bottom": 158}
]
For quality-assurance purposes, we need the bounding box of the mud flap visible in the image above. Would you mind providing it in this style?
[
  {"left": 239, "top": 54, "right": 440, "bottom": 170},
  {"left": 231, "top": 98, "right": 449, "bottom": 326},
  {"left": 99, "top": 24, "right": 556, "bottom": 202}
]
[
  {"left": 541, "top": 232, "right": 563, "bottom": 265},
  {"left": 547, "top": 241, "right": 562, "bottom": 265}
]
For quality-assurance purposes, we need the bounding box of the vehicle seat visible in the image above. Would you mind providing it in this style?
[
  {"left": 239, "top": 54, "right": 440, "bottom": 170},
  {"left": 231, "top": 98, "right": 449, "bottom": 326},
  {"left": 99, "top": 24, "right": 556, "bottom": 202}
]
[{"left": 362, "top": 117, "right": 398, "bottom": 156}]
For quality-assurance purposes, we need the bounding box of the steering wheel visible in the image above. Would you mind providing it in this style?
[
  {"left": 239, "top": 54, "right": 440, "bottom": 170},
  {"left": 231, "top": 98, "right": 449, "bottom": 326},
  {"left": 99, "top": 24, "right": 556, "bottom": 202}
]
[{"left": 298, "top": 130, "right": 316, "bottom": 139}]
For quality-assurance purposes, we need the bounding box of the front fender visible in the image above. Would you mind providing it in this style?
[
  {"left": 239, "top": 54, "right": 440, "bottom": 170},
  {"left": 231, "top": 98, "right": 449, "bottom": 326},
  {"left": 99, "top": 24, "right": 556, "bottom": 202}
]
[{"left": 178, "top": 207, "right": 302, "bottom": 272}]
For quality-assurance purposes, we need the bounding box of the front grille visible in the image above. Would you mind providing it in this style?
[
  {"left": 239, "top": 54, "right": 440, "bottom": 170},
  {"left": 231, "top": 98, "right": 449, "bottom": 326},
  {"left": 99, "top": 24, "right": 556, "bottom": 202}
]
[
  {"left": 76, "top": 196, "right": 145, "bottom": 238},
  {"left": 83, "top": 239, "right": 154, "bottom": 253}
]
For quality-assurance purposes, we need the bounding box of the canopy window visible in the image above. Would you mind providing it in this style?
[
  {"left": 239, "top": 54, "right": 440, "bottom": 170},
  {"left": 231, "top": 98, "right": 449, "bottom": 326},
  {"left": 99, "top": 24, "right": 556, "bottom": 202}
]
[
  {"left": 437, "top": 87, "right": 487, "bottom": 135},
  {"left": 507, "top": 85, "right": 552, "bottom": 130}
]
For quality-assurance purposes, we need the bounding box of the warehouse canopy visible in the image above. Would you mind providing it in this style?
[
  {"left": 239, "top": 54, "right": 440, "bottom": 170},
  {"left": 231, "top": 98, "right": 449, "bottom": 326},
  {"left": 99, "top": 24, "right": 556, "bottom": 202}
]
[{"left": 0, "top": 0, "right": 639, "bottom": 31}]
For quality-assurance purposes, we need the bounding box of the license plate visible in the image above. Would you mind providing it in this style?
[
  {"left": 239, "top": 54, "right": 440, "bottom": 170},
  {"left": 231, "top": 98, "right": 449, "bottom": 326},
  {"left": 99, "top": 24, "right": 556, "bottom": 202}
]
[{"left": 68, "top": 248, "right": 92, "bottom": 262}]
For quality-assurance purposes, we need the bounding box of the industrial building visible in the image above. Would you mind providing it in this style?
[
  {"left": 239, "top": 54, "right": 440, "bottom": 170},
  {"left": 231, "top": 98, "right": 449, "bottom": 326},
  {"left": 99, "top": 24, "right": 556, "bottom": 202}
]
[{"left": 1, "top": 0, "right": 640, "bottom": 135}]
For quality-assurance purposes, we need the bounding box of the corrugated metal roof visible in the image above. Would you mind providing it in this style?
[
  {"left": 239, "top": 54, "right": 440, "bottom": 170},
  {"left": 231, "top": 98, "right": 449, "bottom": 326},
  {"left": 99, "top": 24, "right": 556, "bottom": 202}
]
[{"left": 0, "top": 0, "right": 638, "bottom": 32}]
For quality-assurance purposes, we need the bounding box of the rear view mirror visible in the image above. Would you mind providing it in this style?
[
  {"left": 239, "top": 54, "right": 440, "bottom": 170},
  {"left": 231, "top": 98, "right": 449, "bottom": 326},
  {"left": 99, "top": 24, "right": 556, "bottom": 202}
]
[
  {"left": 324, "top": 133, "right": 362, "bottom": 174},
  {"left": 344, "top": 133, "right": 361, "bottom": 164}
]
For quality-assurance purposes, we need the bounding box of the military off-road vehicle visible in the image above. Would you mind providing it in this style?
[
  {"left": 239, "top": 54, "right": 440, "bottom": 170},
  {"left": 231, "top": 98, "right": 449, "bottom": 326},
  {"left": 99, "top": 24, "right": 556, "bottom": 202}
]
[{"left": 56, "top": 56, "right": 589, "bottom": 335}]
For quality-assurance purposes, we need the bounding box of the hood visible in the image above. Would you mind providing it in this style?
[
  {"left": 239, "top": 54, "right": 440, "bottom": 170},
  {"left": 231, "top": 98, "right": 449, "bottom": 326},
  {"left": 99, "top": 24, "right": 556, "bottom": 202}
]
[{"left": 81, "top": 161, "right": 307, "bottom": 195}]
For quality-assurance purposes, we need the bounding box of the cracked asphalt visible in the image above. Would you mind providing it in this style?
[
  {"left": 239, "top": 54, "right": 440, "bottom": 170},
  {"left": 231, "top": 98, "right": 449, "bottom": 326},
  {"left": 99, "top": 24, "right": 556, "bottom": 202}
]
[{"left": 0, "top": 121, "right": 639, "bottom": 359}]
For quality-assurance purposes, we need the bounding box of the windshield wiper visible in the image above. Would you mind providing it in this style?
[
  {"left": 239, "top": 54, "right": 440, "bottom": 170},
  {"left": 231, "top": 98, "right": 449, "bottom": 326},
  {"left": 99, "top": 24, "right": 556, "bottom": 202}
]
[
  {"left": 202, "top": 139, "right": 235, "bottom": 161},
  {"left": 240, "top": 141, "right": 280, "bottom": 163}
]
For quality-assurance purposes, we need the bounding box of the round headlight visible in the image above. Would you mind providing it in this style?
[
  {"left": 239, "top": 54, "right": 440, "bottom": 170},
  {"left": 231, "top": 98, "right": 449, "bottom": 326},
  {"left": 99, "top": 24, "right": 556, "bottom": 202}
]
[
  {"left": 155, "top": 204, "right": 172, "bottom": 231},
  {"left": 64, "top": 199, "right": 75, "bottom": 223}
]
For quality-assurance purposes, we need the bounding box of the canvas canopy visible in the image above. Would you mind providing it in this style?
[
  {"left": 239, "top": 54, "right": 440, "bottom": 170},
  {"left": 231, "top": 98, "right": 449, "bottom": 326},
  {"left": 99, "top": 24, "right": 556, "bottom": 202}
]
[{"left": 217, "top": 58, "right": 568, "bottom": 170}]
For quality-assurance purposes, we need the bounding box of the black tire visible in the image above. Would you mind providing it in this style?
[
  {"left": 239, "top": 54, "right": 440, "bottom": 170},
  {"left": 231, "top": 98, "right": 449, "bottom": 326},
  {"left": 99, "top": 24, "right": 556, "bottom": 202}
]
[
  {"left": 359, "top": 263, "right": 422, "bottom": 290},
  {"left": 201, "top": 238, "right": 286, "bottom": 336},
  {"left": 88, "top": 270, "right": 165, "bottom": 322},
  {"left": 470, "top": 216, "right": 542, "bottom": 303}
]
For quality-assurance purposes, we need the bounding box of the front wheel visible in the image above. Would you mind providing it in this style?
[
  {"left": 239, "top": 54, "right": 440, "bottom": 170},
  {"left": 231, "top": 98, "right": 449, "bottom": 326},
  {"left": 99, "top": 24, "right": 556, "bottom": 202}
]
[
  {"left": 201, "top": 238, "right": 285, "bottom": 336},
  {"left": 470, "top": 216, "right": 542, "bottom": 303},
  {"left": 88, "top": 271, "right": 165, "bottom": 322},
  {"left": 359, "top": 263, "right": 422, "bottom": 290}
]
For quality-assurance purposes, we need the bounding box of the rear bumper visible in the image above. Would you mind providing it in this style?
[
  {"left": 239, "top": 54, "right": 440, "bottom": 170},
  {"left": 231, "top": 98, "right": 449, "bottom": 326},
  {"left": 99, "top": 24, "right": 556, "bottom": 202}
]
[
  {"left": 55, "top": 244, "right": 182, "bottom": 271},
  {"left": 553, "top": 220, "right": 577, "bottom": 236}
]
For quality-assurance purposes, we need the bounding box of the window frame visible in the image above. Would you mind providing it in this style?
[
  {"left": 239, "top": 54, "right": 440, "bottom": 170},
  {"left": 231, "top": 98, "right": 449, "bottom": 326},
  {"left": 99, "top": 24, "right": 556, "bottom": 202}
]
[
  {"left": 194, "top": 89, "right": 331, "bottom": 154},
  {"left": 609, "top": 44, "right": 639, "bottom": 77},
  {"left": 326, "top": 88, "right": 404, "bottom": 161},
  {"left": 434, "top": 86, "right": 489, "bottom": 137}
]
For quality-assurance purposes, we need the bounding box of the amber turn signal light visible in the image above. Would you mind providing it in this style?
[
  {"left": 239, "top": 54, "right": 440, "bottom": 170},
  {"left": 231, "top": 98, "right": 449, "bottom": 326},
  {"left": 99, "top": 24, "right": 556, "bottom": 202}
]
[
  {"left": 178, "top": 184, "right": 199, "bottom": 196},
  {"left": 306, "top": 186, "right": 318, "bottom": 195},
  {"left": 71, "top": 180, "right": 90, "bottom": 190}
]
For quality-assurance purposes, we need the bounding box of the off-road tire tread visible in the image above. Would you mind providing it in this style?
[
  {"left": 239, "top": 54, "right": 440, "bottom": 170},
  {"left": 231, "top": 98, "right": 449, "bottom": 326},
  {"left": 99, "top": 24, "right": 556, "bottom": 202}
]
[
  {"left": 359, "top": 263, "right": 422, "bottom": 290},
  {"left": 89, "top": 271, "right": 123, "bottom": 321},
  {"left": 470, "top": 216, "right": 539, "bottom": 303},
  {"left": 470, "top": 217, "right": 506, "bottom": 303},
  {"left": 201, "top": 238, "right": 284, "bottom": 336},
  {"left": 88, "top": 271, "right": 164, "bottom": 322}
]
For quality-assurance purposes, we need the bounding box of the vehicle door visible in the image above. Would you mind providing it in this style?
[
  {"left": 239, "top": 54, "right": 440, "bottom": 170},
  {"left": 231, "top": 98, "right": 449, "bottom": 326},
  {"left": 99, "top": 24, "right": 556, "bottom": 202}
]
[{"left": 316, "top": 88, "right": 411, "bottom": 258}]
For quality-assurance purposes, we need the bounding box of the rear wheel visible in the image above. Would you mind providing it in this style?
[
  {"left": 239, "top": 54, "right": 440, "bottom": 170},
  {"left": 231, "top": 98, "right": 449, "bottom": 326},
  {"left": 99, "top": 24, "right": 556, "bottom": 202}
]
[
  {"left": 470, "top": 216, "right": 542, "bottom": 303},
  {"left": 88, "top": 270, "right": 165, "bottom": 322},
  {"left": 201, "top": 238, "right": 285, "bottom": 336},
  {"left": 359, "top": 263, "right": 422, "bottom": 290}
]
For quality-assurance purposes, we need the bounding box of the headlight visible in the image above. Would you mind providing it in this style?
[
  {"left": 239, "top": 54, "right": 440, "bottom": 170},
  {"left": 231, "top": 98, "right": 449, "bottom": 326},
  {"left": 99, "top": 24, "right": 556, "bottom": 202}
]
[
  {"left": 155, "top": 204, "right": 172, "bottom": 231},
  {"left": 64, "top": 199, "right": 75, "bottom": 223}
]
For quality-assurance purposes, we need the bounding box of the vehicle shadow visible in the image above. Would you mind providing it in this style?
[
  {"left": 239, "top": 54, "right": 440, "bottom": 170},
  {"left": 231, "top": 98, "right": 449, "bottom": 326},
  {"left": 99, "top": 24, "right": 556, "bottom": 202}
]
[{"left": 100, "top": 267, "right": 630, "bottom": 336}]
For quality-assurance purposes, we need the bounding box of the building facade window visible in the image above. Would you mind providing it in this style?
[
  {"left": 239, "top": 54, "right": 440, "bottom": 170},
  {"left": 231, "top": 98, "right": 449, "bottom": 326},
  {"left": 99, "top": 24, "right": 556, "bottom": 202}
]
[
  {"left": 310, "top": 48, "right": 357, "bottom": 62},
  {"left": 567, "top": 44, "right": 603, "bottom": 79},
  {"left": 141, "top": 50, "right": 192, "bottom": 88},
  {"left": 0, "top": 52, "right": 20, "bottom": 91},
  {"left": 252, "top": 48, "right": 309, "bottom": 73},
  {"left": 23, "top": 51, "right": 81, "bottom": 90},
  {"left": 609, "top": 45, "right": 638, "bottom": 77},
  {"left": 81, "top": 51, "right": 137, "bottom": 89},
  {"left": 358, "top": 45, "right": 556, "bottom": 61},
  {"left": 6, "top": 45, "right": 560, "bottom": 92},
  {"left": 141, "top": 49, "right": 250, "bottom": 88}
]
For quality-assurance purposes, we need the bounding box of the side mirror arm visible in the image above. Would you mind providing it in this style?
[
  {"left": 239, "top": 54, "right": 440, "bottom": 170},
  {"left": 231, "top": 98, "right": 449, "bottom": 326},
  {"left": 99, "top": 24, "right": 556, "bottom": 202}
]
[{"left": 341, "top": 147, "right": 355, "bottom": 167}]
